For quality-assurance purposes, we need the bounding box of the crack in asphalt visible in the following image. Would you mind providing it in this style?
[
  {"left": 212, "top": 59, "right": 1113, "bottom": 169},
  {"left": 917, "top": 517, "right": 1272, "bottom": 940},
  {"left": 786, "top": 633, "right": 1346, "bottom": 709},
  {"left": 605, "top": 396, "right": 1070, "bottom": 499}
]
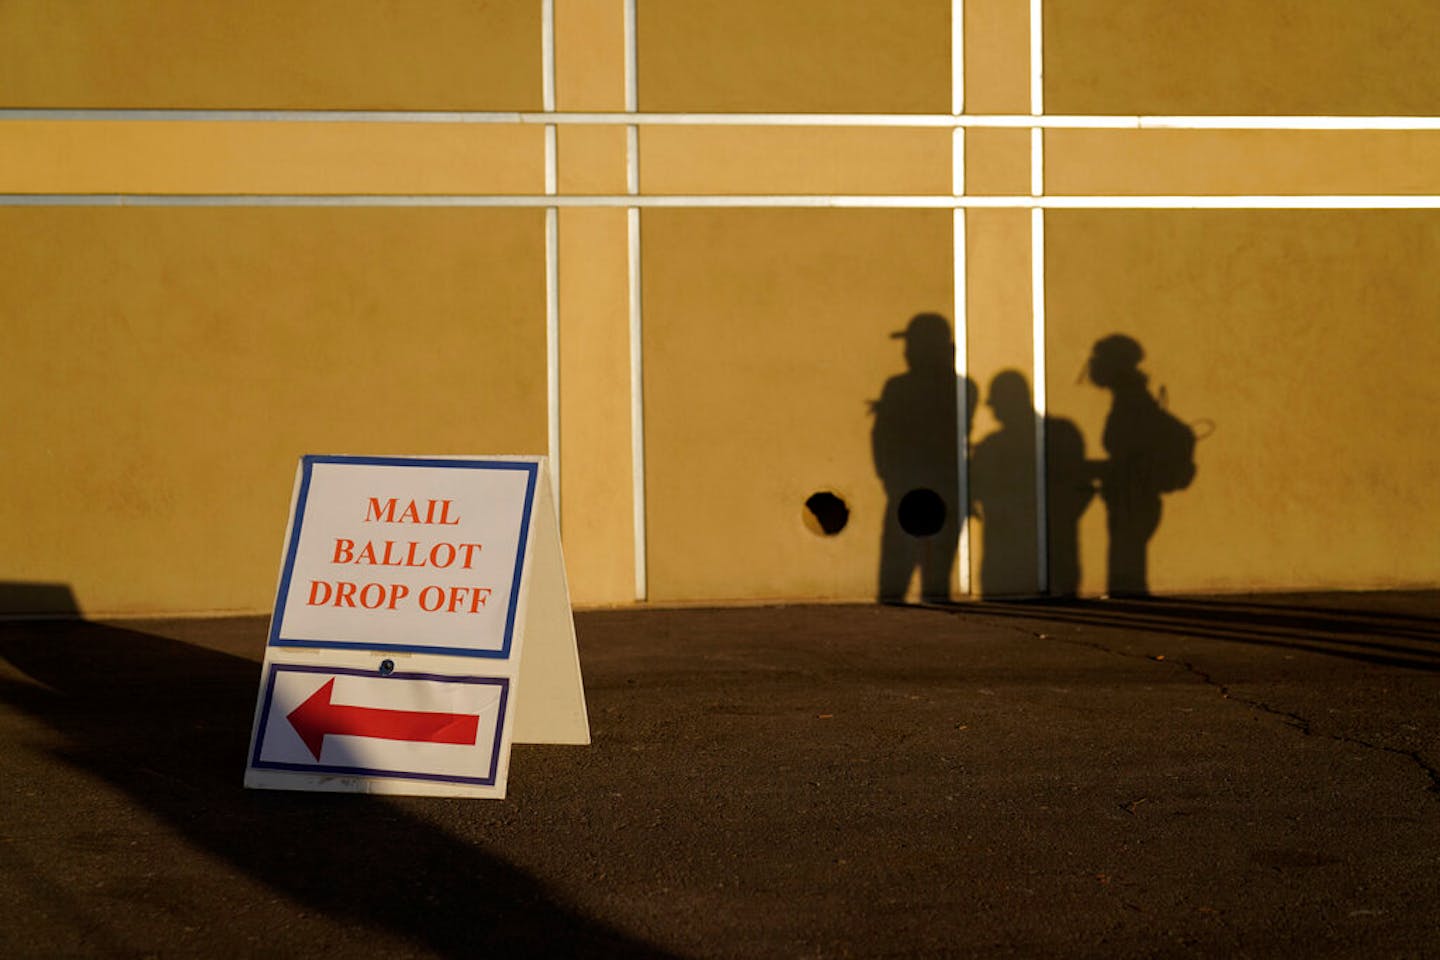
[
  {"left": 1175, "top": 656, "right": 1440, "bottom": 798},
  {"left": 1032, "top": 629, "right": 1440, "bottom": 800}
]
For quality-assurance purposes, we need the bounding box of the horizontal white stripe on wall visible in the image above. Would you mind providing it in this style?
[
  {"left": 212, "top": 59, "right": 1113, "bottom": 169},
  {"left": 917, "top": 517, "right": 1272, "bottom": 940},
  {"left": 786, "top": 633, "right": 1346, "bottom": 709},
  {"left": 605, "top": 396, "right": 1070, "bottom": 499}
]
[
  {"left": 7, "top": 110, "right": 1440, "bottom": 132},
  {"left": 10, "top": 194, "right": 1440, "bottom": 209}
]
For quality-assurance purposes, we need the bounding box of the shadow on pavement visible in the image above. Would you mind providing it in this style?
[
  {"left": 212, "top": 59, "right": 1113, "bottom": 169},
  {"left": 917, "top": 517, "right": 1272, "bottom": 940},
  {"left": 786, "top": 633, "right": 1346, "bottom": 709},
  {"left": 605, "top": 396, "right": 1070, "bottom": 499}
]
[
  {"left": 0, "top": 618, "right": 677, "bottom": 959},
  {"left": 945, "top": 592, "right": 1440, "bottom": 671}
]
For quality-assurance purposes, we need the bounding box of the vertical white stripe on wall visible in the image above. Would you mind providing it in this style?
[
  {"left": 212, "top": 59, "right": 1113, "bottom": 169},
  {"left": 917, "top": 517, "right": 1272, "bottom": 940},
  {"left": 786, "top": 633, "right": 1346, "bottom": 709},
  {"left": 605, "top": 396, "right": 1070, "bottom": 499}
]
[
  {"left": 1029, "top": 0, "right": 1049, "bottom": 594},
  {"left": 623, "top": 0, "right": 638, "bottom": 114},
  {"left": 951, "top": 0, "right": 965, "bottom": 116},
  {"left": 545, "top": 208, "right": 561, "bottom": 518},
  {"left": 1030, "top": 208, "right": 1048, "bottom": 594},
  {"left": 628, "top": 207, "right": 646, "bottom": 600},
  {"left": 952, "top": 0, "right": 971, "bottom": 597},
  {"left": 1029, "top": 0, "right": 1043, "bottom": 118},
  {"left": 542, "top": 0, "right": 561, "bottom": 520},
  {"left": 541, "top": 0, "right": 556, "bottom": 112},
  {"left": 545, "top": 126, "right": 559, "bottom": 195},
  {"left": 953, "top": 208, "right": 971, "bottom": 598},
  {"left": 624, "top": 0, "right": 648, "bottom": 600}
]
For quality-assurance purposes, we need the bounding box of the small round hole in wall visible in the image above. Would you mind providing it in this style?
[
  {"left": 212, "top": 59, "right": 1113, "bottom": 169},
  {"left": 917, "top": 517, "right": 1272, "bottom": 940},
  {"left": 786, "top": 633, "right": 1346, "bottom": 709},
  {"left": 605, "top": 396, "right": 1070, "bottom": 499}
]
[
  {"left": 803, "top": 491, "right": 850, "bottom": 536},
  {"left": 898, "top": 488, "right": 946, "bottom": 538}
]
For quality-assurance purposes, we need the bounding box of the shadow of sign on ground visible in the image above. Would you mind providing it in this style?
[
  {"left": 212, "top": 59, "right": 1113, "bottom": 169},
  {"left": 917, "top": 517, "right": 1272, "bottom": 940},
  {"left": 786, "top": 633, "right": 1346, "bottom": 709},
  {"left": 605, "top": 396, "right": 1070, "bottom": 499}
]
[{"left": 0, "top": 616, "right": 676, "bottom": 959}]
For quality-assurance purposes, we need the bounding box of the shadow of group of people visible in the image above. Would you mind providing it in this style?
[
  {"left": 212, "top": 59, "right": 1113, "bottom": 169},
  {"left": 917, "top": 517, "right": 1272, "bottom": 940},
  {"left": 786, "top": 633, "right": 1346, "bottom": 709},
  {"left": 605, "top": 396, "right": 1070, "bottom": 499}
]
[{"left": 872, "top": 315, "right": 1197, "bottom": 601}]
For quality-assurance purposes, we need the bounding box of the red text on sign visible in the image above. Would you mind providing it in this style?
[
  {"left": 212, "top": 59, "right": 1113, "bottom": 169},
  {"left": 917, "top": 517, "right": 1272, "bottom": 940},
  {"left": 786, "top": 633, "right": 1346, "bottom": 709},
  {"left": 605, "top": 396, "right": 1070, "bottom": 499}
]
[
  {"left": 306, "top": 580, "right": 493, "bottom": 614},
  {"left": 332, "top": 539, "right": 483, "bottom": 569},
  {"left": 307, "top": 580, "right": 409, "bottom": 610},
  {"left": 364, "top": 498, "right": 461, "bottom": 525},
  {"left": 417, "top": 585, "right": 494, "bottom": 613}
]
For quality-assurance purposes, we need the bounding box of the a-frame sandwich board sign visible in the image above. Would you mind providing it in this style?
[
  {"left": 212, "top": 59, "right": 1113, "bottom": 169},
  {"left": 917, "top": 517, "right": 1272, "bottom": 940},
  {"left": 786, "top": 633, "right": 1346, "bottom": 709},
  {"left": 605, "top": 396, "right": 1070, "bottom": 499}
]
[{"left": 244, "top": 454, "right": 589, "bottom": 798}]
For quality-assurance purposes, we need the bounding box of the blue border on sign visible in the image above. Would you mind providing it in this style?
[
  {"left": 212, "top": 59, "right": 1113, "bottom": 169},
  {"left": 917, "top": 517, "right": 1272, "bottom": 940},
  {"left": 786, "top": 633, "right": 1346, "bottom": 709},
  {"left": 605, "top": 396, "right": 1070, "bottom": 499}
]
[
  {"left": 267, "top": 455, "right": 539, "bottom": 660},
  {"left": 249, "top": 663, "right": 511, "bottom": 786}
]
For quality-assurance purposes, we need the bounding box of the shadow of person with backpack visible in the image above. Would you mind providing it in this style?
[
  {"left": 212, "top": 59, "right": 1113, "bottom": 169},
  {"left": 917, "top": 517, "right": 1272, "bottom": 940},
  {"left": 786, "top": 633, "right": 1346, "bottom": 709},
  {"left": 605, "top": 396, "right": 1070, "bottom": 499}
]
[{"left": 1085, "top": 334, "right": 1197, "bottom": 597}]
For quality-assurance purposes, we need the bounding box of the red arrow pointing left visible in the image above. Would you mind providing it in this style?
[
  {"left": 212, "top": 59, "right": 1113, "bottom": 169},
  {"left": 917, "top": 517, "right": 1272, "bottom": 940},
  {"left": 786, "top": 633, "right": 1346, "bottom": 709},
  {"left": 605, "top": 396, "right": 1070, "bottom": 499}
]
[{"left": 287, "top": 678, "right": 481, "bottom": 761}]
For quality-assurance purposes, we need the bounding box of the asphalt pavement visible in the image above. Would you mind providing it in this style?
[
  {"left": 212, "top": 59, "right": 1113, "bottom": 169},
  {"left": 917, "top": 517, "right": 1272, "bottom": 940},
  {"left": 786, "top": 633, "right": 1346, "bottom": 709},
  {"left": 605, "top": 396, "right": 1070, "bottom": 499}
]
[{"left": 1, "top": 592, "right": 1437, "bottom": 958}]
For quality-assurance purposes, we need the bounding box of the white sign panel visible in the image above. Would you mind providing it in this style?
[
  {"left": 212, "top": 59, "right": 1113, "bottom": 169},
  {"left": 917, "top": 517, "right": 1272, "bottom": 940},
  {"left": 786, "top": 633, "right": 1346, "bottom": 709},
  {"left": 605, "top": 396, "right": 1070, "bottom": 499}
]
[
  {"left": 272, "top": 456, "right": 536, "bottom": 658},
  {"left": 251, "top": 665, "right": 508, "bottom": 786},
  {"left": 244, "top": 454, "right": 588, "bottom": 799}
]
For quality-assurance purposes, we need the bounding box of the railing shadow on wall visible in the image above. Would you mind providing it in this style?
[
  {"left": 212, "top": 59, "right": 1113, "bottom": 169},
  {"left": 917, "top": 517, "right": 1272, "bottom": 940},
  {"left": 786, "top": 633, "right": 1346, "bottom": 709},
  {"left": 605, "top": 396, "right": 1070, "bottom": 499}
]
[{"left": 0, "top": 603, "right": 678, "bottom": 959}]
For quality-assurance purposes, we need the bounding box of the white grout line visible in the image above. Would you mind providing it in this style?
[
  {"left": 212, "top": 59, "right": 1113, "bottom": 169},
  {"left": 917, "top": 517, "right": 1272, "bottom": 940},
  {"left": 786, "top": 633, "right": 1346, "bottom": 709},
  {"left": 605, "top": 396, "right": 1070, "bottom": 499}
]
[
  {"left": 1030, "top": 207, "right": 1049, "bottom": 595},
  {"left": 953, "top": 208, "right": 971, "bottom": 599},
  {"left": 1029, "top": 1, "right": 1044, "bottom": 116},
  {"left": 624, "top": 0, "right": 647, "bottom": 602},
  {"left": 626, "top": 126, "right": 640, "bottom": 195},
  {"left": 951, "top": 0, "right": 965, "bottom": 118},
  {"left": 1068, "top": 115, "right": 1440, "bottom": 131},
  {"left": 1030, "top": 0, "right": 1048, "bottom": 595},
  {"left": 1009, "top": 194, "right": 1440, "bottom": 208},
  {"left": 627, "top": 206, "right": 647, "bottom": 603},
  {"left": 11, "top": 109, "right": 1440, "bottom": 130},
  {"left": 12, "top": 193, "right": 1440, "bottom": 209},
  {"left": 623, "top": 3, "right": 639, "bottom": 114},
  {"left": 544, "top": 126, "right": 558, "bottom": 195},
  {"left": 542, "top": 0, "right": 560, "bottom": 522},
  {"left": 1030, "top": 127, "right": 1044, "bottom": 199},
  {"left": 952, "top": 129, "right": 967, "bottom": 201},
  {"left": 546, "top": 207, "right": 561, "bottom": 519},
  {"left": 541, "top": 0, "right": 556, "bottom": 113},
  {"left": 952, "top": 0, "right": 970, "bottom": 598}
]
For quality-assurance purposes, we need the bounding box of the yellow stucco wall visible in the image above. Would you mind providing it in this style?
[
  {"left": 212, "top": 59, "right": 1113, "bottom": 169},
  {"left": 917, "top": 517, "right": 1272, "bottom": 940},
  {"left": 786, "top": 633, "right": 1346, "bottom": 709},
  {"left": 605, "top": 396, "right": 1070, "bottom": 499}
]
[
  {"left": 641, "top": 209, "right": 953, "bottom": 602},
  {"left": 0, "top": 1, "right": 542, "bottom": 109},
  {"left": 1045, "top": 0, "right": 1440, "bottom": 116},
  {"left": 3, "top": 1, "right": 1438, "bottom": 614},
  {"left": 637, "top": 0, "right": 950, "bottom": 113},
  {"left": 1, "top": 209, "right": 547, "bottom": 615},
  {"left": 1045, "top": 211, "right": 1440, "bottom": 594}
]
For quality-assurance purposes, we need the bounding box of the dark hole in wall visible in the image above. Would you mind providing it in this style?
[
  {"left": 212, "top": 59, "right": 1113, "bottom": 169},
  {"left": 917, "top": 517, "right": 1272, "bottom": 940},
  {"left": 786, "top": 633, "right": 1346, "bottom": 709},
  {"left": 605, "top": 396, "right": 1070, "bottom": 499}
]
[
  {"left": 803, "top": 492, "right": 850, "bottom": 536},
  {"left": 898, "top": 488, "right": 946, "bottom": 538}
]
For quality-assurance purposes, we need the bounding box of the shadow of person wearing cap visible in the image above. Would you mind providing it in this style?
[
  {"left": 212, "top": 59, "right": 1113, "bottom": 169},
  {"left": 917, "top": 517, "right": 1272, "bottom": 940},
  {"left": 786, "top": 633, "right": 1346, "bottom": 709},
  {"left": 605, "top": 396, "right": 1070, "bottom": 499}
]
[
  {"left": 870, "top": 313, "right": 973, "bottom": 602},
  {"left": 1085, "top": 334, "right": 1197, "bottom": 597}
]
